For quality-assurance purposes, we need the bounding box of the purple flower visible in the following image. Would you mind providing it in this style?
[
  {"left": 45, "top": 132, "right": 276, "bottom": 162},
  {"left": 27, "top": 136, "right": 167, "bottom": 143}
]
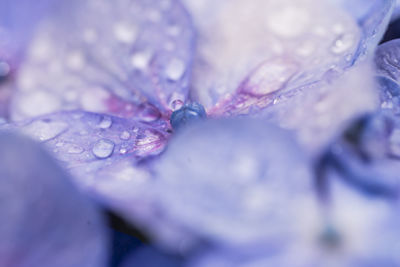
[{"left": 1, "top": 0, "right": 400, "bottom": 266}]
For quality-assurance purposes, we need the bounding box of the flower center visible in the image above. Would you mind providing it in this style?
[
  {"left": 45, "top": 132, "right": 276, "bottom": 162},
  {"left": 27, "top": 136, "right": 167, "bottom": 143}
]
[{"left": 170, "top": 102, "right": 207, "bottom": 130}]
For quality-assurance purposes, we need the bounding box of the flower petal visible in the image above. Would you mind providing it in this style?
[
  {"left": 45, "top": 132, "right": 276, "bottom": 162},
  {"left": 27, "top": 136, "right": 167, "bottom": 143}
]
[
  {"left": 0, "top": 0, "right": 55, "bottom": 67},
  {"left": 188, "top": 176, "right": 400, "bottom": 266},
  {"left": 183, "top": 0, "right": 361, "bottom": 109},
  {"left": 375, "top": 39, "right": 400, "bottom": 82},
  {"left": 120, "top": 246, "right": 182, "bottom": 267},
  {"left": 152, "top": 119, "right": 315, "bottom": 249},
  {"left": 2, "top": 111, "right": 169, "bottom": 189},
  {"left": 0, "top": 131, "right": 109, "bottom": 267},
  {"left": 330, "top": 0, "right": 395, "bottom": 62},
  {"left": 10, "top": 0, "right": 195, "bottom": 120}
]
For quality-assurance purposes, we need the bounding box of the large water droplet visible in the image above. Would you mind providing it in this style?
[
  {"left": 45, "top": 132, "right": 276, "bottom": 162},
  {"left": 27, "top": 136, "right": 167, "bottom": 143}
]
[{"left": 92, "top": 139, "right": 115, "bottom": 159}]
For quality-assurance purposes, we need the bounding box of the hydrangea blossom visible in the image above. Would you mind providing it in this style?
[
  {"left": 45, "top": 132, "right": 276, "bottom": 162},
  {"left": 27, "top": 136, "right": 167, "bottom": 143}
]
[{"left": 1, "top": 0, "right": 400, "bottom": 266}]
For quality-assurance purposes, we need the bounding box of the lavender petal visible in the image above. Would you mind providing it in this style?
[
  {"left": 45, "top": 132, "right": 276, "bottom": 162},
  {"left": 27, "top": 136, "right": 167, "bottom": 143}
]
[
  {"left": 188, "top": 177, "right": 400, "bottom": 267},
  {"left": 153, "top": 118, "right": 315, "bottom": 249},
  {"left": 0, "top": 131, "right": 109, "bottom": 267},
  {"left": 184, "top": 0, "right": 361, "bottom": 109},
  {"left": 10, "top": 0, "right": 195, "bottom": 120},
  {"left": 2, "top": 111, "right": 169, "bottom": 190}
]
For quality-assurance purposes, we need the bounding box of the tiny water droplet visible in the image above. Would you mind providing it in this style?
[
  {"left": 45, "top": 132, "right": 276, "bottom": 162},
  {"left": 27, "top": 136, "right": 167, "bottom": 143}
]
[
  {"left": 170, "top": 99, "right": 184, "bottom": 111},
  {"left": 119, "top": 148, "right": 128, "bottom": 154},
  {"left": 23, "top": 120, "right": 68, "bottom": 141},
  {"left": 98, "top": 116, "right": 112, "bottom": 129},
  {"left": 132, "top": 126, "right": 139, "bottom": 133},
  {"left": 120, "top": 131, "right": 131, "bottom": 140},
  {"left": 131, "top": 50, "right": 153, "bottom": 70},
  {"left": 165, "top": 58, "right": 185, "bottom": 81},
  {"left": 67, "top": 144, "right": 84, "bottom": 154},
  {"left": 137, "top": 104, "right": 161, "bottom": 122},
  {"left": 331, "top": 34, "right": 354, "bottom": 54},
  {"left": 92, "top": 139, "right": 115, "bottom": 159}
]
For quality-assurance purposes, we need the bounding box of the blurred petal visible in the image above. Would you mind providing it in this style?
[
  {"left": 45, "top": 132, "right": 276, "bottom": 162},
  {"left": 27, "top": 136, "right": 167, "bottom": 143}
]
[
  {"left": 318, "top": 112, "right": 400, "bottom": 199},
  {"left": 151, "top": 119, "right": 316, "bottom": 250},
  {"left": 120, "top": 246, "right": 182, "bottom": 267},
  {"left": 184, "top": 0, "right": 361, "bottom": 108},
  {"left": 188, "top": 177, "right": 400, "bottom": 266},
  {"left": 10, "top": 0, "right": 195, "bottom": 120},
  {"left": 0, "top": 0, "right": 57, "bottom": 119},
  {"left": 330, "top": 0, "right": 395, "bottom": 62},
  {"left": 375, "top": 39, "right": 400, "bottom": 82},
  {"left": 0, "top": 131, "right": 109, "bottom": 267},
  {"left": 0, "top": 0, "right": 55, "bottom": 66},
  {"left": 256, "top": 62, "right": 377, "bottom": 153}
]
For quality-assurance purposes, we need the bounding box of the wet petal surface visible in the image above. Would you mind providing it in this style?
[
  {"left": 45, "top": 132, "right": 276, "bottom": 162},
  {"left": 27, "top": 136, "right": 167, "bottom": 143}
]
[
  {"left": 2, "top": 111, "right": 169, "bottom": 189},
  {"left": 10, "top": 0, "right": 195, "bottom": 120},
  {"left": 184, "top": 0, "right": 360, "bottom": 109},
  {"left": 0, "top": 131, "right": 109, "bottom": 267}
]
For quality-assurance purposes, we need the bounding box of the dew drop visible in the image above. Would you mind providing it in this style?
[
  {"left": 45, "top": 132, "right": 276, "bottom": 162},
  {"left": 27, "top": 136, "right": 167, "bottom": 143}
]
[
  {"left": 165, "top": 58, "right": 186, "bottom": 81},
  {"left": 137, "top": 104, "right": 161, "bottom": 122},
  {"left": 114, "top": 23, "right": 137, "bottom": 44},
  {"left": 92, "top": 139, "right": 115, "bottom": 159},
  {"left": 98, "top": 116, "right": 112, "bottom": 129},
  {"left": 131, "top": 50, "right": 153, "bottom": 70},
  {"left": 67, "top": 144, "right": 84, "bottom": 154},
  {"left": 331, "top": 34, "right": 354, "bottom": 54},
  {"left": 170, "top": 99, "right": 184, "bottom": 111},
  {"left": 119, "top": 148, "right": 128, "bottom": 154},
  {"left": 23, "top": 120, "right": 68, "bottom": 141},
  {"left": 120, "top": 131, "right": 131, "bottom": 140}
]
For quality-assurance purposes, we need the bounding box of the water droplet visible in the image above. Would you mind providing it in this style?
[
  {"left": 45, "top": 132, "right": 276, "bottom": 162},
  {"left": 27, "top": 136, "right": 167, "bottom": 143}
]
[
  {"left": 92, "top": 139, "right": 115, "bottom": 159},
  {"left": 170, "top": 99, "right": 184, "bottom": 111},
  {"left": 66, "top": 51, "right": 85, "bottom": 70},
  {"left": 137, "top": 104, "right": 161, "bottom": 122},
  {"left": 331, "top": 34, "right": 354, "bottom": 54},
  {"left": 165, "top": 58, "right": 185, "bottom": 81},
  {"left": 98, "top": 116, "right": 112, "bottom": 129},
  {"left": 132, "top": 126, "right": 139, "bottom": 134},
  {"left": 119, "top": 148, "right": 128, "bottom": 154},
  {"left": 67, "top": 144, "right": 84, "bottom": 154},
  {"left": 131, "top": 50, "right": 153, "bottom": 70},
  {"left": 23, "top": 120, "right": 68, "bottom": 141},
  {"left": 114, "top": 22, "right": 137, "bottom": 44},
  {"left": 120, "top": 131, "right": 131, "bottom": 140}
]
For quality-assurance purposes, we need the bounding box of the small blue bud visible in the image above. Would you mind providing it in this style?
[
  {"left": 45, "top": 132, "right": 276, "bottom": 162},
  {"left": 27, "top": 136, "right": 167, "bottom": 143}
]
[{"left": 170, "top": 102, "right": 207, "bottom": 130}]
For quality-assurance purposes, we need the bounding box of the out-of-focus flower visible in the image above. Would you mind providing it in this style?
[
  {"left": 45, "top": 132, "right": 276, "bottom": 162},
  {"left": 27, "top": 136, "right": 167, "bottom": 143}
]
[
  {"left": 0, "top": 131, "right": 109, "bottom": 267},
  {"left": 0, "top": 0, "right": 399, "bottom": 266}
]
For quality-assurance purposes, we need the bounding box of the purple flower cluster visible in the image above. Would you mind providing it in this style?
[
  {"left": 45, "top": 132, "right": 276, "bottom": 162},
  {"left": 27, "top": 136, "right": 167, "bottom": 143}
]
[{"left": 1, "top": 0, "right": 400, "bottom": 266}]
